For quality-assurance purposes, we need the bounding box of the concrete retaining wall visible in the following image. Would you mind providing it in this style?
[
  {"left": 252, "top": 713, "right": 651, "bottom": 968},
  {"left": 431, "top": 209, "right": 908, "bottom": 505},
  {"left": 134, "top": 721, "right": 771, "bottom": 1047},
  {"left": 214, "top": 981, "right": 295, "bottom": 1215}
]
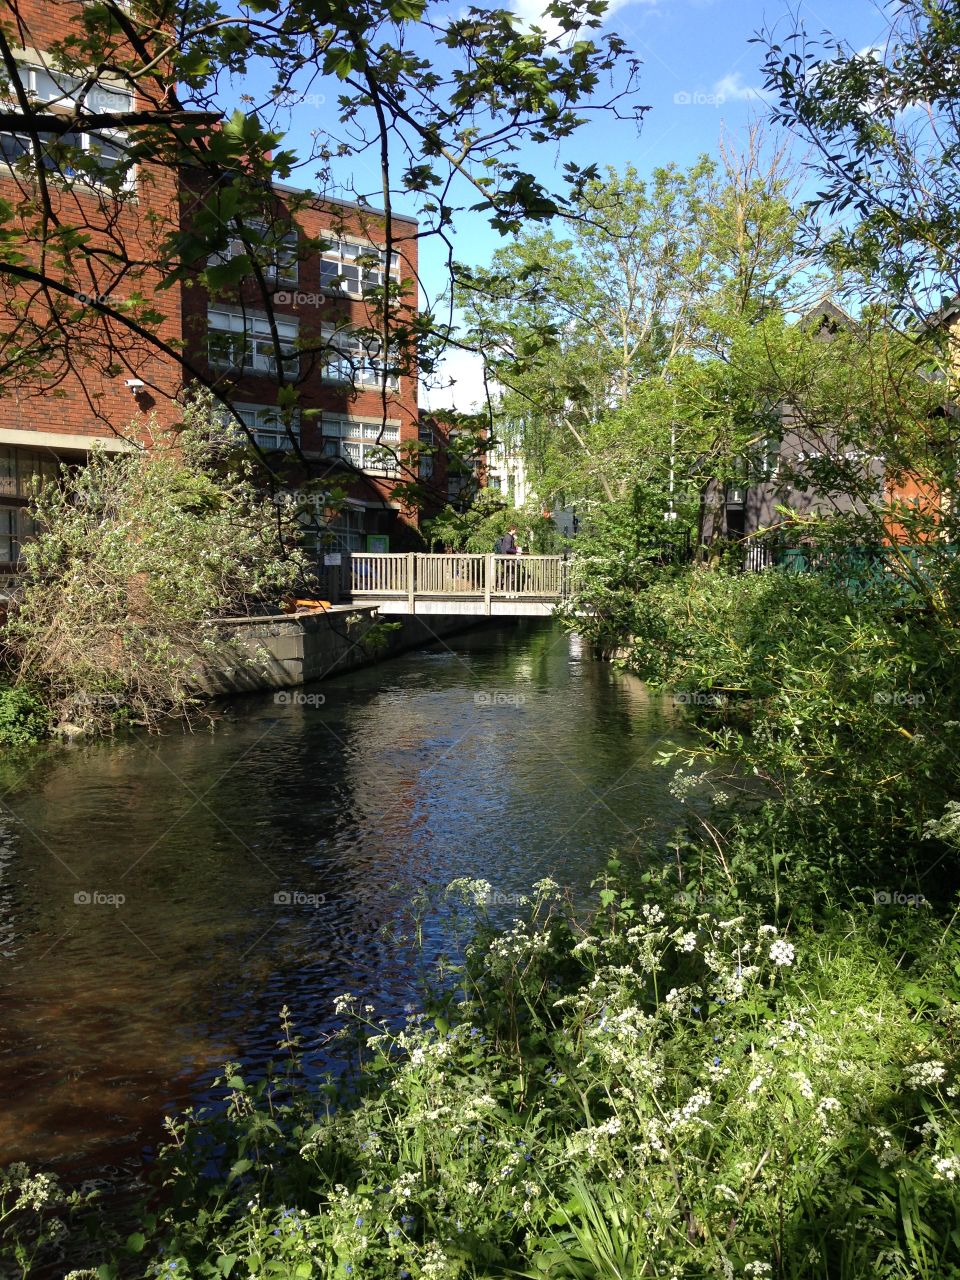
[{"left": 198, "top": 606, "right": 481, "bottom": 696}]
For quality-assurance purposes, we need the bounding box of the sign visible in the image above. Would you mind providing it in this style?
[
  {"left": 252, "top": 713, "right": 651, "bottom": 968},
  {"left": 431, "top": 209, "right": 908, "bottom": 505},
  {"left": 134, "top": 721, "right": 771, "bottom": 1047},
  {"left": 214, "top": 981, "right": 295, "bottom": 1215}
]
[
  {"left": 366, "top": 534, "right": 390, "bottom": 552},
  {"left": 323, "top": 552, "right": 342, "bottom": 566}
]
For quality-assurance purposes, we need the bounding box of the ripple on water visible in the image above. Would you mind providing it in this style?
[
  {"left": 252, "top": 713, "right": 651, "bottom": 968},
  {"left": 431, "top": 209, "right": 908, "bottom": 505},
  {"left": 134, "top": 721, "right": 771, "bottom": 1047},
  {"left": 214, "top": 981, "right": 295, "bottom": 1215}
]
[{"left": 0, "top": 622, "right": 692, "bottom": 1170}]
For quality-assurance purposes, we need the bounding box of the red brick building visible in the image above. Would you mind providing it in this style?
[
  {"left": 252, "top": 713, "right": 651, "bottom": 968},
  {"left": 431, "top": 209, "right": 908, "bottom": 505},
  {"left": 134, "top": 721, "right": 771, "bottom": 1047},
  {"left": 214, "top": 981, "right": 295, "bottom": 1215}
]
[{"left": 0, "top": 0, "right": 421, "bottom": 565}]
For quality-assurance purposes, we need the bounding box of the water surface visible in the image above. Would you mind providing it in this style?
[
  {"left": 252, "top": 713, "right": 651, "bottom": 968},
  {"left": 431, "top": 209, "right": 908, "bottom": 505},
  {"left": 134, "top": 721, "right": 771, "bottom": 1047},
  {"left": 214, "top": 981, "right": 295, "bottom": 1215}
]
[{"left": 0, "top": 621, "right": 691, "bottom": 1172}]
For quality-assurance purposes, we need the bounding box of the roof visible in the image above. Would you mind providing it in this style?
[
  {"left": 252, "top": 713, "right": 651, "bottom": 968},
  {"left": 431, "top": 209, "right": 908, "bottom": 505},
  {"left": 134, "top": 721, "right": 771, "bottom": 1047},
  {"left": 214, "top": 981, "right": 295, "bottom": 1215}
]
[{"left": 272, "top": 183, "right": 418, "bottom": 226}]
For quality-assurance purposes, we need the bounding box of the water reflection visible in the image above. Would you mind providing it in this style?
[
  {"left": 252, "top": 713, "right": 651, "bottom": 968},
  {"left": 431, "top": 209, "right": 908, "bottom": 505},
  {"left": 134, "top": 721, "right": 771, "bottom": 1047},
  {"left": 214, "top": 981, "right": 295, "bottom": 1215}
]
[{"left": 0, "top": 622, "right": 691, "bottom": 1171}]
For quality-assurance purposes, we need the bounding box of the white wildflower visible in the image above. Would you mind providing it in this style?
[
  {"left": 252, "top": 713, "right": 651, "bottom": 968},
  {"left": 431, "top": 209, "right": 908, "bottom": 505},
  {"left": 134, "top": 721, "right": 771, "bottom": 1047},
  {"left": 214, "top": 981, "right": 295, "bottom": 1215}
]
[
  {"left": 769, "top": 939, "right": 795, "bottom": 967},
  {"left": 904, "top": 1060, "right": 947, "bottom": 1088}
]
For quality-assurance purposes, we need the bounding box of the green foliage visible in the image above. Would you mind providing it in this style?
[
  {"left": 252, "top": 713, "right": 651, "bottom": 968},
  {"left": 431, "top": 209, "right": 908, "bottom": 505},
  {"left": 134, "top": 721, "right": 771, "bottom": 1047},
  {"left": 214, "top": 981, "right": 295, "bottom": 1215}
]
[
  {"left": 0, "top": 1161, "right": 90, "bottom": 1278},
  {"left": 604, "top": 565, "right": 960, "bottom": 897},
  {"left": 33, "top": 869, "right": 960, "bottom": 1280},
  {"left": 424, "top": 490, "right": 528, "bottom": 553},
  {"left": 0, "top": 684, "right": 50, "bottom": 746},
  {"left": 460, "top": 144, "right": 812, "bottom": 514},
  {"left": 5, "top": 394, "right": 314, "bottom": 734},
  {"left": 362, "top": 619, "right": 403, "bottom": 657},
  {"left": 759, "top": 0, "right": 960, "bottom": 314}
]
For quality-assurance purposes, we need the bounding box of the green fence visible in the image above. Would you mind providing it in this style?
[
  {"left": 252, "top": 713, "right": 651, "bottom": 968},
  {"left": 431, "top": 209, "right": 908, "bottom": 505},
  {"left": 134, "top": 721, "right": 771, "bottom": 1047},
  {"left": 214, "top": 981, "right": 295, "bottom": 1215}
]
[{"left": 759, "top": 543, "right": 958, "bottom": 603}]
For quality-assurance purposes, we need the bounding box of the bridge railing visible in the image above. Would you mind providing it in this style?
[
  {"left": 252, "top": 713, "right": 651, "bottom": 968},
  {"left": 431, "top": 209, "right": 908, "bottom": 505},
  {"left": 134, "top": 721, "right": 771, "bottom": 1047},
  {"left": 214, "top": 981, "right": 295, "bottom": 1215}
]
[
  {"left": 417, "top": 553, "right": 486, "bottom": 595},
  {"left": 348, "top": 553, "right": 572, "bottom": 602},
  {"left": 349, "top": 553, "right": 410, "bottom": 597}
]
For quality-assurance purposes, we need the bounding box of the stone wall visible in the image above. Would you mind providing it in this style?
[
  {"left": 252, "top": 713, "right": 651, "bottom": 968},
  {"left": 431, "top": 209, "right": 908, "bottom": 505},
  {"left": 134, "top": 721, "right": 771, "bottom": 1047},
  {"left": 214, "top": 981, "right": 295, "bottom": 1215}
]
[{"left": 198, "top": 605, "right": 481, "bottom": 696}]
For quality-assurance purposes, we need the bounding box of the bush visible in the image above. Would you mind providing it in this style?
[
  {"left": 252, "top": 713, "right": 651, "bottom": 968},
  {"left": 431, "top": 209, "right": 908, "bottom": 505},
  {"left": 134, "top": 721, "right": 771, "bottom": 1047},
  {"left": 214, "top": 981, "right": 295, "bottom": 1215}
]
[
  {"left": 0, "top": 684, "right": 50, "bottom": 745},
  {"left": 590, "top": 566, "right": 960, "bottom": 894},
  {"left": 4, "top": 394, "right": 314, "bottom": 734}
]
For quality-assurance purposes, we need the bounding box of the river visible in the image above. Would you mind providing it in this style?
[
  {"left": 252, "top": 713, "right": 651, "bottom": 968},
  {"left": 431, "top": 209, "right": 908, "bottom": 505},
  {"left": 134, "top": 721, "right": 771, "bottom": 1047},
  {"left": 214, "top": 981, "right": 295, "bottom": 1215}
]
[{"left": 0, "top": 621, "right": 692, "bottom": 1178}]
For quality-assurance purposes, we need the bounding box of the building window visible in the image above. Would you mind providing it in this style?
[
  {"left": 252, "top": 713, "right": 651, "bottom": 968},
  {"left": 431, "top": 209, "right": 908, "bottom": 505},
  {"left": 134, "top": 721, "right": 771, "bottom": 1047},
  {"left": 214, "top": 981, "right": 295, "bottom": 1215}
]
[
  {"left": 208, "top": 221, "right": 299, "bottom": 286},
  {"left": 0, "top": 447, "right": 59, "bottom": 498},
  {"left": 320, "top": 327, "right": 399, "bottom": 391},
  {"left": 212, "top": 403, "right": 300, "bottom": 452},
  {"left": 319, "top": 236, "right": 399, "bottom": 297},
  {"left": 208, "top": 309, "right": 299, "bottom": 376},
  {"left": 321, "top": 416, "right": 400, "bottom": 476},
  {"left": 756, "top": 435, "right": 780, "bottom": 478},
  {"left": 0, "top": 506, "right": 37, "bottom": 566},
  {"left": 322, "top": 506, "right": 366, "bottom": 552},
  {"left": 0, "top": 64, "right": 133, "bottom": 186},
  {"left": 417, "top": 426, "right": 434, "bottom": 479}
]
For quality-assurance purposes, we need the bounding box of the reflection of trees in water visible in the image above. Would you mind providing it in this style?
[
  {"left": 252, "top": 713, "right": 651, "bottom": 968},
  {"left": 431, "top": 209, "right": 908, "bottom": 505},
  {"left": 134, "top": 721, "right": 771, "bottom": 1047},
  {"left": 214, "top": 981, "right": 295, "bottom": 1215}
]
[
  {"left": 0, "top": 622, "right": 695, "bottom": 1169},
  {"left": 0, "top": 815, "right": 18, "bottom": 960}
]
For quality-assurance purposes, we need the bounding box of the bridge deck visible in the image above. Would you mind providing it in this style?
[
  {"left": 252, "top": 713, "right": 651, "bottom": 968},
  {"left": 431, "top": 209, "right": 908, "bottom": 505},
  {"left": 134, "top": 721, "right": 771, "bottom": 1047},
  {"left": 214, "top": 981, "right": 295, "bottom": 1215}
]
[{"left": 349, "top": 553, "right": 571, "bottom": 617}]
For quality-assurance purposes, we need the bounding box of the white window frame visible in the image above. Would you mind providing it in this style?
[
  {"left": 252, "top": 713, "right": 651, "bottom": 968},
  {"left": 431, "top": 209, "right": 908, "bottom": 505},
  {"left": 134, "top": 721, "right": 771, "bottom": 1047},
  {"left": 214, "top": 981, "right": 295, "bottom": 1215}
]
[
  {"left": 321, "top": 415, "right": 401, "bottom": 476},
  {"left": 320, "top": 326, "right": 399, "bottom": 391},
  {"left": 0, "top": 61, "right": 134, "bottom": 189},
  {"left": 318, "top": 235, "right": 400, "bottom": 298},
  {"left": 208, "top": 309, "right": 299, "bottom": 377},
  {"left": 208, "top": 220, "right": 299, "bottom": 286},
  {"left": 212, "top": 403, "right": 301, "bottom": 452},
  {"left": 0, "top": 504, "right": 36, "bottom": 565}
]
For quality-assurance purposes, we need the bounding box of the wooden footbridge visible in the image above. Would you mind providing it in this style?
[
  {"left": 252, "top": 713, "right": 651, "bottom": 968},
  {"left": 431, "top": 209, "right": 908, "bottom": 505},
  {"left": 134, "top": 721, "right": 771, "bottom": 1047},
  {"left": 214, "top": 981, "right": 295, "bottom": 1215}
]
[{"left": 349, "top": 553, "right": 573, "bottom": 617}]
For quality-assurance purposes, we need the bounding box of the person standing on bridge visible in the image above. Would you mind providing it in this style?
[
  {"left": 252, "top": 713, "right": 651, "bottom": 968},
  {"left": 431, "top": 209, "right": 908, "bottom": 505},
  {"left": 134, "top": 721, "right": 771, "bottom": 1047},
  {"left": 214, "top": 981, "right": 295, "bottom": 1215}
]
[{"left": 501, "top": 526, "right": 518, "bottom": 555}]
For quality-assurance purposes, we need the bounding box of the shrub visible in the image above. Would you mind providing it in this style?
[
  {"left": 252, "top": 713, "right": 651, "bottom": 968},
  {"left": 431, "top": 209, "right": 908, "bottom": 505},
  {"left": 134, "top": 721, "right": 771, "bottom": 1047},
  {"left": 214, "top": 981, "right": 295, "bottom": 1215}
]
[
  {"left": 4, "top": 395, "right": 314, "bottom": 734},
  {"left": 590, "top": 566, "right": 960, "bottom": 894},
  {"left": 0, "top": 684, "right": 50, "bottom": 745}
]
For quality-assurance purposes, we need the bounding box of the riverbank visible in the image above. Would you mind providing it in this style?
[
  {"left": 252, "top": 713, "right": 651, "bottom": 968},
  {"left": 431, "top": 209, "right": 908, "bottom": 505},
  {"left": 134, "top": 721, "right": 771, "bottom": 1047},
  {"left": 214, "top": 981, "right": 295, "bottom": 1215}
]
[
  {"left": 198, "top": 606, "right": 490, "bottom": 696},
  {"left": 8, "top": 852, "right": 960, "bottom": 1279}
]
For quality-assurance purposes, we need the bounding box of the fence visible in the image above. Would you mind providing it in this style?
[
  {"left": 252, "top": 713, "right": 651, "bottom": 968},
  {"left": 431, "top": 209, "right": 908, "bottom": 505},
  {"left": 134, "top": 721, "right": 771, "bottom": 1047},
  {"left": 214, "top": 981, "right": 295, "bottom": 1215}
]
[{"left": 349, "top": 553, "right": 571, "bottom": 604}]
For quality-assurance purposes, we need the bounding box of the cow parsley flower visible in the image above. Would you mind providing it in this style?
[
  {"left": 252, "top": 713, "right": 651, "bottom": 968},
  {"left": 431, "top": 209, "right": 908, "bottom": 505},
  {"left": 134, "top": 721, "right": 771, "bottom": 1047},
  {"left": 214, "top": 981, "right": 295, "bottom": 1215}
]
[{"left": 769, "top": 939, "right": 795, "bottom": 967}]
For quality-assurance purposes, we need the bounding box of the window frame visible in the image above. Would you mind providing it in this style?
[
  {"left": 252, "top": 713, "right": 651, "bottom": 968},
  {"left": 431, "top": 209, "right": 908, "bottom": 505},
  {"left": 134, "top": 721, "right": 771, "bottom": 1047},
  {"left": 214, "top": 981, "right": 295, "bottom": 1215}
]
[
  {"left": 208, "top": 220, "right": 300, "bottom": 287},
  {"left": 207, "top": 308, "right": 300, "bottom": 377},
  {"left": 0, "top": 60, "right": 135, "bottom": 190},
  {"left": 318, "top": 235, "right": 400, "bottom": 298},
  {"left": 211, "top": 402, "right": 301, "bottom": 452},
  {"left": 320, "top": 326, "right": 399, "bottom": 391},
  {"left": 321, "top": 415, "right": 401, "bottom": 477}
]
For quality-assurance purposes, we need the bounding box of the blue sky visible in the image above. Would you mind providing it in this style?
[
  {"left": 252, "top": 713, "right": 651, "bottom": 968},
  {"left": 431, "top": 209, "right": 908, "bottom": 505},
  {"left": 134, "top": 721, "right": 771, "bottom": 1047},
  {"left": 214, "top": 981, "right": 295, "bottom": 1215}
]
[{"left": 243, "top": 0, "right": 895, "bottom": 407}]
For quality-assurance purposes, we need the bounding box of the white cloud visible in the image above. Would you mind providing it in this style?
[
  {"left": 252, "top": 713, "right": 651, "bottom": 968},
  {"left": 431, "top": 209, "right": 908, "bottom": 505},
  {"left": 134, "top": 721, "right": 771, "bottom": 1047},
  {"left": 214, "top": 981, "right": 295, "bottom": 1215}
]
[
  {"left": 512, "top": 0, "right": 657, "bottom": 42},
  {"left": 712, "top": 71, "right": 763, "bottom": 103}
]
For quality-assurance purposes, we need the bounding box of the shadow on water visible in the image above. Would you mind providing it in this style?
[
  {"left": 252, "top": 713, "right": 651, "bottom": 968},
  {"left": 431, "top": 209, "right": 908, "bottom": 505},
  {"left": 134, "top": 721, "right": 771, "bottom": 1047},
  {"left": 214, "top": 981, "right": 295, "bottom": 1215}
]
[{"left": 0, "top": 621, "right": 694, "bottom": 1174}]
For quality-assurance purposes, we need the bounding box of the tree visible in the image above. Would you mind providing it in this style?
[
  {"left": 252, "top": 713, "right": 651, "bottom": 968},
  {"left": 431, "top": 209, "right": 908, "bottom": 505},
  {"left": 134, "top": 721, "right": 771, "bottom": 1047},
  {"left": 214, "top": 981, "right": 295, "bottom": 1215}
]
[
  {"left": 758, "top": 0, "right": 960, "bottom": 318},
  {"left": 459, "top": 137, "right": 812, "bottom": 518}
]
